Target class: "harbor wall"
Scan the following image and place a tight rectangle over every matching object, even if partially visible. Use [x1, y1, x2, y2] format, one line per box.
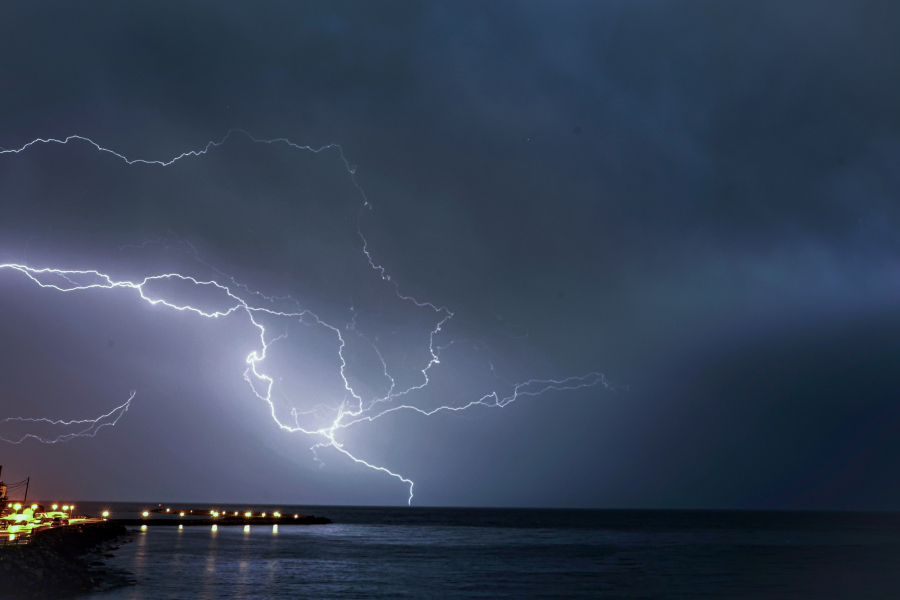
[0, 521, 127, 599]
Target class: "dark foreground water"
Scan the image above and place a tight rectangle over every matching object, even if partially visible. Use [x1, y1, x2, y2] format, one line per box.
[72, 503, 900, 599]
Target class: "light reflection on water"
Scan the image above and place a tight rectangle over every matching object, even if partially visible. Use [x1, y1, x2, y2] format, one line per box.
[83, 523, 612, 599]
[74, 507, 900, 599]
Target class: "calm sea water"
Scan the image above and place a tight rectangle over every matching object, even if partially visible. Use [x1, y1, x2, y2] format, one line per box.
[71, 503, 900, 599]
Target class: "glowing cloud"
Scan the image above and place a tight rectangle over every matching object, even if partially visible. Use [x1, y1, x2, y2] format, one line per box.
[0, 132, 609, 503]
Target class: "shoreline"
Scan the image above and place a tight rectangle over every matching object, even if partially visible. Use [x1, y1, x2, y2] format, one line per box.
[0, 521, 130, 599]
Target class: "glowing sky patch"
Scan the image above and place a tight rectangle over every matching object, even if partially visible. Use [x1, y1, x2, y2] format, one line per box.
[0, 133, 608, 504]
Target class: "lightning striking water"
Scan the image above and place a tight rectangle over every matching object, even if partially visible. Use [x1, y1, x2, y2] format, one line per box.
[0, 132, 609, 503]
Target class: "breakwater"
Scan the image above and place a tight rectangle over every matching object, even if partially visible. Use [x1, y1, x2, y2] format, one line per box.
[113, 514, 330, 526]
[0, 521, 128, 599]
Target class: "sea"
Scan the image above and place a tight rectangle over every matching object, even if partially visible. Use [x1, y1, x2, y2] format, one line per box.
[70, 502, 900, 599]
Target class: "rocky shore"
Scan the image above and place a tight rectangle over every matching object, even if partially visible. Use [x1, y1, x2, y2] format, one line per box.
[0, 521, 130, 599]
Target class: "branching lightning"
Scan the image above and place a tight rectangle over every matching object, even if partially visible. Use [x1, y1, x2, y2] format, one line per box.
[0, 132, 609, 503]
[0, 392, 134, 444]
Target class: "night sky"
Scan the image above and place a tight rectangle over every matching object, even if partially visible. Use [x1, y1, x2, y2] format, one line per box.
[1, 1, 899, 509]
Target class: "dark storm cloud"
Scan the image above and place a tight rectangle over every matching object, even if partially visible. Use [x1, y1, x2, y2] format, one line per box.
[1, 0, 899, 507]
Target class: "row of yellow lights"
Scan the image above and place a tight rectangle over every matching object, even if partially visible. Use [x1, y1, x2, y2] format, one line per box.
[98, 510, 302, 520]
[6, 503, 74, 513]
[5, 504, 75, 542]
[8, 506, 299, 521]
[130, 509, 300, 518]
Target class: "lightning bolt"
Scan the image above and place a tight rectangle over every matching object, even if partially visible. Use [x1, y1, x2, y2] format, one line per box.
[0, 132, 610, 504]
[0, 392, 134, 444]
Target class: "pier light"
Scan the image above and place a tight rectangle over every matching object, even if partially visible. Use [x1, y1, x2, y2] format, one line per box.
[30, 504, 37, 511]
[179, 512, 185, 517]
[261, 512, 266, 517]
[244, 512, 252, 518]
[166, 509, 170, 512]
[294, 515, 298, 519]
[102, 511, 110, 518]
[142, 511, 149, 518]
[274, 512, 281, 518]
[52, 505, 58, 510]
[13, 504, 21, 511]
[234, 512, 238, 516]
[62, 505, 69, 511]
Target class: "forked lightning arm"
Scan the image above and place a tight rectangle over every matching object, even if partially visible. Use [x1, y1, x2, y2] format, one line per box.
[0, 392, 134, 444]
[0, 132, 608, 504]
